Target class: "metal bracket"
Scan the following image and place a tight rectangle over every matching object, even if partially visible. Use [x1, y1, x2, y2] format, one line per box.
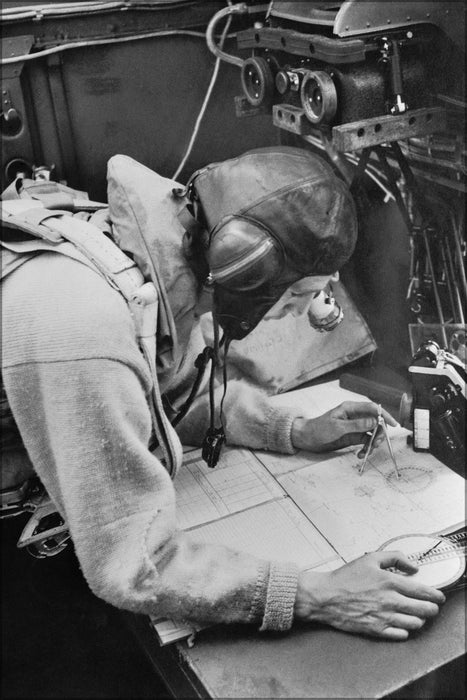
[332, 107, 447, 152]
[237, 26, 367, 64]
[272, 103, 323, 136]
[1, 35, 34, 79]
[234, 95, 269, 119]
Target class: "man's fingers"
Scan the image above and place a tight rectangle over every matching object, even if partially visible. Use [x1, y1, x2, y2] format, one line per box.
[395, 578, 446, 605]
[340, 417, 378, 436]
[357, 425, 385, 458]
[338, 401, 378, 418]
[381, 407, 398, 427]
[375, 551, 446, 605]
[395, 597, 440, 619]
[337, 401, 398, 428]
[377, 550, 419, 574]
[389, 613, 426, 631]
[380, 627, 409, 641]
[331, 431, 376, 453]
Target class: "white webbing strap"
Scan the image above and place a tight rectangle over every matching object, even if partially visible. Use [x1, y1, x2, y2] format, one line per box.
[1, 200, 65, 242]
[1, 203, 182, 477]
[1, 201, 142, 296]
[128, 285, 183, 478]
[49, 216, 183, 477]
[43, 214, 144, 300]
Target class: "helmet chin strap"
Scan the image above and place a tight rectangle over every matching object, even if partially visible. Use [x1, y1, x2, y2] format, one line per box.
[201, 313, 230, 468]
[168, 310, 230, 468]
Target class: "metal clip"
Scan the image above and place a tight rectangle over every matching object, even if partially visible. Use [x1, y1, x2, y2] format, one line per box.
[1, 478, 70, 558]
[17, 493, 70, 558]
[1, 480, 33, 518]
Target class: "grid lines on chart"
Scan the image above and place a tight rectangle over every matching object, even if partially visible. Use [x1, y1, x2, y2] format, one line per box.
[176, 448, 285, 530]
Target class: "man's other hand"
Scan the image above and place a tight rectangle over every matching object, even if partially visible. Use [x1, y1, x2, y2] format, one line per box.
[291, 401, 398, 453]
[294, 552, 445, 640]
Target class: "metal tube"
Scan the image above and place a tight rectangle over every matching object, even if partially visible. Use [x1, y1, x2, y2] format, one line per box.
[449, 209, 467, 304]
[439, 240, 458, 323]
[206, 3, 269, 68]
[444, 237, 465, 324]
[422, 228, 448, 347]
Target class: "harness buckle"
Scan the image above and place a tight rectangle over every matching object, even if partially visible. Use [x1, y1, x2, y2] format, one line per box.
[1, 477, 70, 558]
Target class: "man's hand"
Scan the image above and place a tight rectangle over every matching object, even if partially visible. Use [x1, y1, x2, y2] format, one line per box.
[294, 552, 445, 640]
[291, 401, 398, 453]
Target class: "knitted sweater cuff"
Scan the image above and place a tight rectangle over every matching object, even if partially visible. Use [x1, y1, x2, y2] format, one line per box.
[259, 561, 299, 632]
[265, 406, 298, 455]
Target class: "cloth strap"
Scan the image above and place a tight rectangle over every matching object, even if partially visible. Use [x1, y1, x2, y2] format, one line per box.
[1, 198, 183, 477]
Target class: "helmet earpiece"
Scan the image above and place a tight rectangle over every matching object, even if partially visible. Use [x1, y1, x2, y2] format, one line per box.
[207, 215, 283, 292]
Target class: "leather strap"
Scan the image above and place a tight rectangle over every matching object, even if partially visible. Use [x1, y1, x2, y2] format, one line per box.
[177, 204, 203, 236]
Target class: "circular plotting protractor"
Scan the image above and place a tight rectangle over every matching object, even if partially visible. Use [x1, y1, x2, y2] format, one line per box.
[386, 466, 433, 493]
[378, 533, 465, 589]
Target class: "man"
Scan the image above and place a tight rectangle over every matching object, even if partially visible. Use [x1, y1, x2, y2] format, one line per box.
[1, 146, 444, 639]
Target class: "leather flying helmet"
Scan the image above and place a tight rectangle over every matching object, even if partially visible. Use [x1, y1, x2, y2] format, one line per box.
[178, 146, 358, 340]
